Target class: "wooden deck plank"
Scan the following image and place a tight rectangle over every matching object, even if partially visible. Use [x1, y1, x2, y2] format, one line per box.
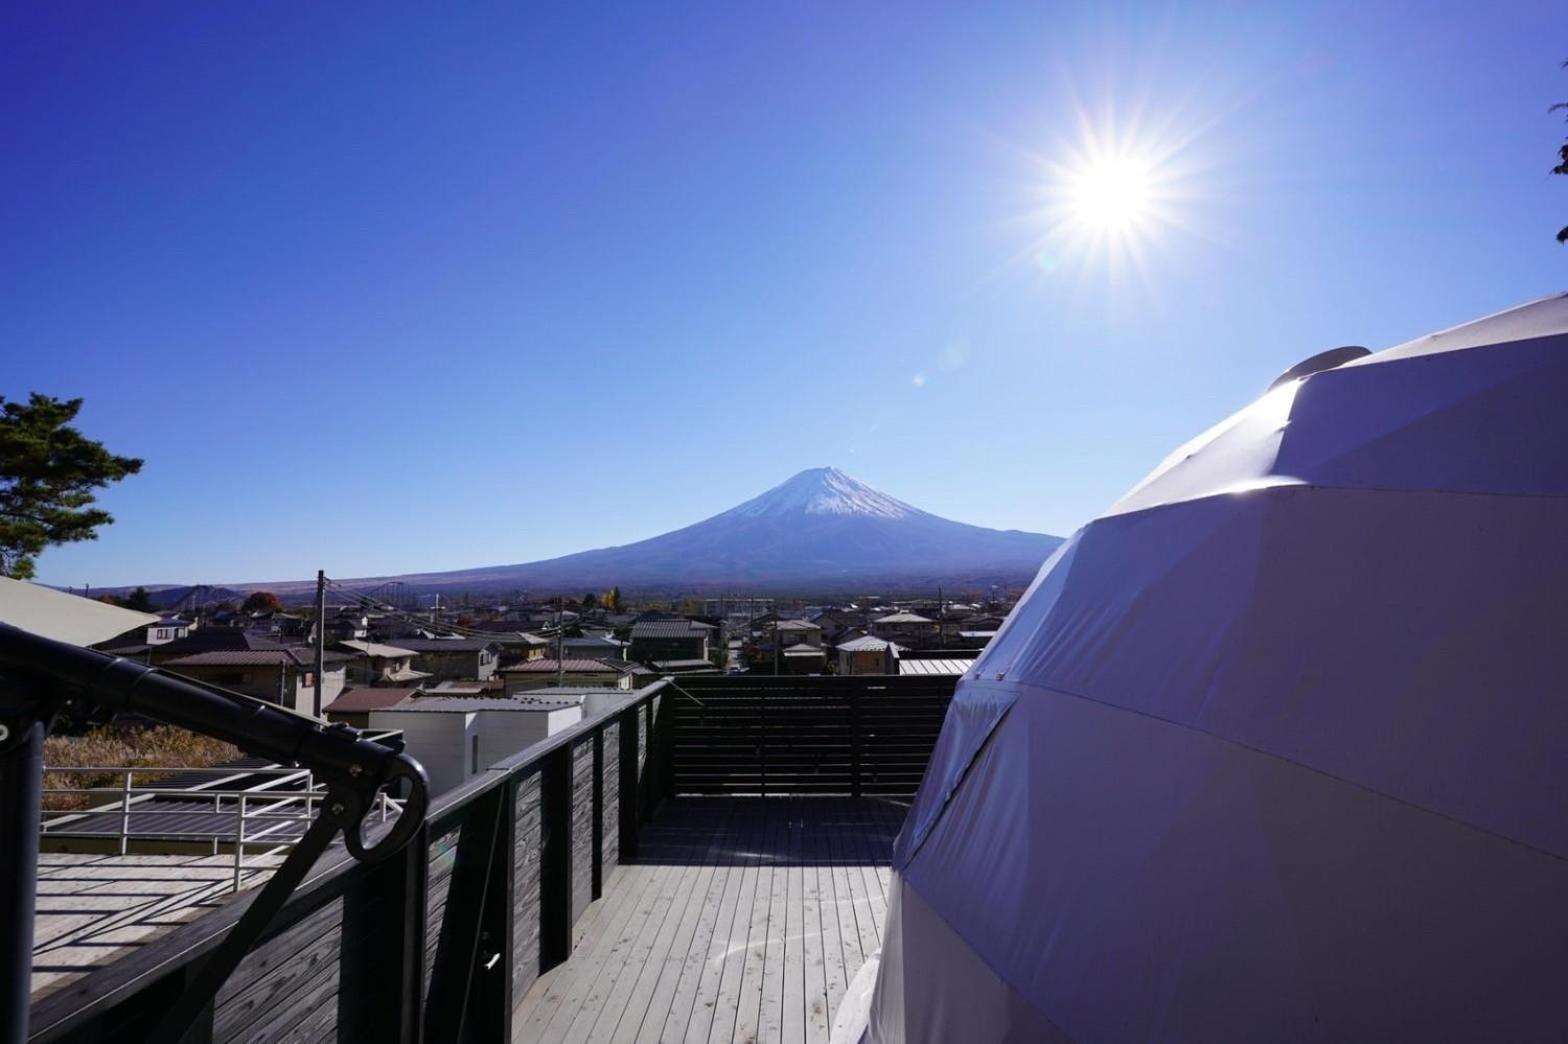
[584, 800, 735, 1044]
[654, 820, 745, 1043]
[513, 797, 900, 1044]
[519, 857, 669, 1042]
[782, 808, 809, 1044]
[705, 808, 765, 1044]
[608, 800, 734, 1044]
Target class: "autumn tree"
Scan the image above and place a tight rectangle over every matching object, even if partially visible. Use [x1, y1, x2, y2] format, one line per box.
[241, 591, 283, 613]
[0, 394, 142, 579]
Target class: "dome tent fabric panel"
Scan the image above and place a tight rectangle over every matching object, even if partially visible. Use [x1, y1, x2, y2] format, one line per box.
[869, 292, 1568, 1042]
[874, 683, 1568, 1042]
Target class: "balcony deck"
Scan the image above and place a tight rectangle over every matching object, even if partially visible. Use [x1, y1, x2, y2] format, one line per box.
[513, 795, 905, 1044]
[30, 852, 282, 1003]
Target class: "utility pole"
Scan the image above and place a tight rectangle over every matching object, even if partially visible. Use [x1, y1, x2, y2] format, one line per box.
[313, 570, 326, 718]
[937, 586, 945, 647]
[556, 596, 565, 688]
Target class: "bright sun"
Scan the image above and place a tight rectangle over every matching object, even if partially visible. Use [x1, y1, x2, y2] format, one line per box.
[1031, 119, 1191, 272]
[1067, 153, 1155, 234]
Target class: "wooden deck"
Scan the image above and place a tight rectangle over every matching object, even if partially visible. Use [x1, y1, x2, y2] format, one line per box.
[513, 796, 906, 1044]
[30, 852, 281, 1003]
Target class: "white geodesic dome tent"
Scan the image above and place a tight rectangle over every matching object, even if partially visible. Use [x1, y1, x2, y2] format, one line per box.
[865, 293, 1568, 1042]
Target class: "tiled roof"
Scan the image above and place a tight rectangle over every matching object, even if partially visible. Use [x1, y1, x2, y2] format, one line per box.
[775, 620, 820, 631]
[156, 630, 289, 655]
[324, 687, 421, 712]
[164, 649, 313, 668]
[383, 638, 498, 652]
[631, 620, 710, 639]
[500, 658, 628, 673]
[873, 612, 935, 624]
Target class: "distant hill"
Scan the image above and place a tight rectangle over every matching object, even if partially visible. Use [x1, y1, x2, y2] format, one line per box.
[66, 583, 249, 609]
[242, 467, 1064, 597]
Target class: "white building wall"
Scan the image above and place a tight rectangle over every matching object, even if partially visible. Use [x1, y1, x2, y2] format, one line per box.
[368, 710, 478, 796]
[476, 706, 583, 769]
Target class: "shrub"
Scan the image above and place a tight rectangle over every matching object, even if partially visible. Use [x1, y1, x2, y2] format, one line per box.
[42, 725, 241, 811]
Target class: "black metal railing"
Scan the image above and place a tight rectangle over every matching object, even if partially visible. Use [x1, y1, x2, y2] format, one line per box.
[667, 675, 955, 797]
[23, 674, 956, 1043]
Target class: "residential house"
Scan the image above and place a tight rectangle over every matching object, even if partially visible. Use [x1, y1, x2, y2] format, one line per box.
[836, 635, 904, 676]
[161, 647, 350, 716]
[323, 686, 422, 729]
[774, 619, 823, 648]
[561, 634, 630, 662]
[147, 629, 298, 666]
[871, 611, 940, 642]
[498, 658, 648, 695]
[781, 645, 827, 675]
[809, 609, 859, 645]
[629, 618, 712, 663]
[337, 639, 433, 687]
[146, 617, 191, 646]
[383, 637, 501, 682]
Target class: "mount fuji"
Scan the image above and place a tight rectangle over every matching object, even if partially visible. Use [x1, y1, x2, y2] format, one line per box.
[258, 468, 1064, 596]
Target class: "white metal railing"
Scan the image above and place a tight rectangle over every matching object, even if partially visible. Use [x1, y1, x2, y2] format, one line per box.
[39, 731, 405, 892]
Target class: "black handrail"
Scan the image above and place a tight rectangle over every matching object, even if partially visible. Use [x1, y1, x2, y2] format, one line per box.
[0, 621, 430, 1043]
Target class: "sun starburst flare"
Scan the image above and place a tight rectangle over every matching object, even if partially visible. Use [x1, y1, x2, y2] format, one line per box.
[1018, 109, 1207, 283]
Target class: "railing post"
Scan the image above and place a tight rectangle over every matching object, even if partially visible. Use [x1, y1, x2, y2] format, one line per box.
[619, 707, 640, 862]
[119, 770, 133, 856]
[340, 820, 428, 1044]
[539, 743, 573, 969]
[591, 728, 604, 900]
[423, 784, 512, 1043]
[850, 684, 863, 798]
[232, 794, 246, 892]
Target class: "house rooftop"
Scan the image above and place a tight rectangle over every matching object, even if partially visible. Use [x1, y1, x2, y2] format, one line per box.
[650, 658, 722, 671]
[323, 687, 421, 713]
[162, 648, 344, 669]
[380, 637, 499, 652]
[338, 639, 419, 659]
[837, 635, 905, 653]
[631, 619, 712, 639]
[896, 657, 972, 676]
[500, 658, 635, 674]
[874, 612, 935, 624]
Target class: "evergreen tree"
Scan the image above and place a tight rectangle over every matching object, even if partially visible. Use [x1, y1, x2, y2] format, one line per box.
[0, 394, 142, 579]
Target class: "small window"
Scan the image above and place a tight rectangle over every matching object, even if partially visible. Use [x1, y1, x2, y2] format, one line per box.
[470, 733, 480, 774]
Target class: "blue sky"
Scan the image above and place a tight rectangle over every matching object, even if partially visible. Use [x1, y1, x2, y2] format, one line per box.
[4, 1, 1566, 587]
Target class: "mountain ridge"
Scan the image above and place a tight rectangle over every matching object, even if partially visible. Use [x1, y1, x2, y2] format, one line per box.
[227, 468, 1065, 596]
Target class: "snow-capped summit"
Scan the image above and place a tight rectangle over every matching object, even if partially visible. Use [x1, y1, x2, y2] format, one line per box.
[239, 467, 1064, 595]
[725, 467, 917, 521]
